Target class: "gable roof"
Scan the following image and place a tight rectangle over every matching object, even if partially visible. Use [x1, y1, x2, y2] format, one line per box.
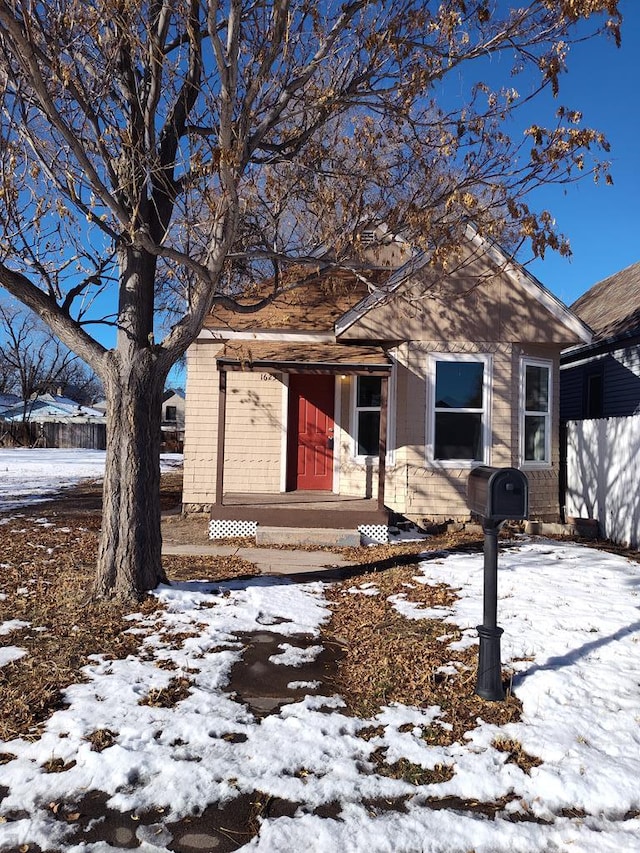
[336, 225, 592, 343]
[570, 260, 640, 342]
[0, 394, 105, 422]
[201, 225, 591, 346]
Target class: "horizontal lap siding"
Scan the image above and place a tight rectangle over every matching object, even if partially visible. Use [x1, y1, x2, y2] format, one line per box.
[387, 342, 561, 524]
[561, 345, 640, 420]
[183, 343, 220, 507]
[224, 372, 284, 493]
[184, 345, 284, 505]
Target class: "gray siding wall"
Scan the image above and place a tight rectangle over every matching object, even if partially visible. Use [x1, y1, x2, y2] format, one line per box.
[560, 344, 640, 421]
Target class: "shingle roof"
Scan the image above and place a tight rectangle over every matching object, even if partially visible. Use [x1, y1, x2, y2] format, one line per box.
[205, 268, 386, 332]
[570, 261, 640, 341]
[217, 342, 392, 374]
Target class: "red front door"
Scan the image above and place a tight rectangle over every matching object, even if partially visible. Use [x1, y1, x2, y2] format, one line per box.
[287, 375, 335, 491]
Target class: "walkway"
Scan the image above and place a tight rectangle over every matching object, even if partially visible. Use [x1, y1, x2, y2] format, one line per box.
[161, 542, 358, 575]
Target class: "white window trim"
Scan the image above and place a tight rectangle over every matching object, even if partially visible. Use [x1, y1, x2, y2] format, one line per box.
[520, 356, 552, 468]
[426, 352, 492, 468]
[350, 365, 396, 465]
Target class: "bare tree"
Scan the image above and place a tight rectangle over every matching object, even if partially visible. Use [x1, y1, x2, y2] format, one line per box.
[0, 0, 621, 599]
[0, 301, 102, 418]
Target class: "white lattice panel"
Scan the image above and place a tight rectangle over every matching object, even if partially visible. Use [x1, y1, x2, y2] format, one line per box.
[358, 524, 389, 544]
[209, 519, 258, 539]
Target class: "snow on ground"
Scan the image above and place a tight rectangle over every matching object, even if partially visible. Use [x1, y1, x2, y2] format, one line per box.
[1, 534, 640, 852]
[0, 448, 183, 511]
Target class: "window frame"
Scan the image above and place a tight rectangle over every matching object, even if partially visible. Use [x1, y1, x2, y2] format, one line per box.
[426, 352, 492, 468]
[520, 356, 553, 468]
[350, 367, 396, 463]
[584, 367, 604, 419]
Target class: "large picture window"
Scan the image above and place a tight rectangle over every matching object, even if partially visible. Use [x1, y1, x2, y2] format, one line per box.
[355, 376, 381, 456]
[522, 358, 551, 465]
[429, 355, 490, 464]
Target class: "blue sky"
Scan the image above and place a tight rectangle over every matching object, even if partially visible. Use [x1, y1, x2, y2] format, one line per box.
[525, 0, 639, 306]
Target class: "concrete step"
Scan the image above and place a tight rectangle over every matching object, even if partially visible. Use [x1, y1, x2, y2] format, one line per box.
[255, 526, 361, 548]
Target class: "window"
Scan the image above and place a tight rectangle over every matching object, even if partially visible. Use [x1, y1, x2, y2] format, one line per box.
[355, 376, 381, 456]
[521, 359, 551, 465]
[165, 405, 177, 422]
[429, 355, 490, 464]
[585, 371, 604, 419]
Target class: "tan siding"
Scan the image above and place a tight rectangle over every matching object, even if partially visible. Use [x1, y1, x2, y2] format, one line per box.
[183, 342, 221, 507]
[223, 372, 284, 493]
[384, 341, 563, 524]
[183, 343, 285, 507]
[341, 244, 584, 347]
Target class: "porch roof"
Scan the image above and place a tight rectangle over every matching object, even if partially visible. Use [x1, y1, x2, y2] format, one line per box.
[216, 341, 393, 375]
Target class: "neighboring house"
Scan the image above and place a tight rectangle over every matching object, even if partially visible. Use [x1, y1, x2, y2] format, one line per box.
[183, 225, 591, 540]
[0, 393, 19, 417]
[162, 388, 185, 428]
[560, 261, 640, 549]
[0, 393, 106, 449]
[0, 393, 105, 423]
[161, 388, 185, 452]
[91, 389, 186, 450]
[560, 260, 640, 420]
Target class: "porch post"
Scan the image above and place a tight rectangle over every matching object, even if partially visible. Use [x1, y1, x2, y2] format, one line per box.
[215, 368, 227, 505]
[377, 374, 388, 511]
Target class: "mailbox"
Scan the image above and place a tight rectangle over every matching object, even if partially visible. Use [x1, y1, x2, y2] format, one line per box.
[468, 466, 528, 522]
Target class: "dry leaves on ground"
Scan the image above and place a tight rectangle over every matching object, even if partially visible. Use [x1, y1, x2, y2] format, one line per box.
[323, 563, 522, 746]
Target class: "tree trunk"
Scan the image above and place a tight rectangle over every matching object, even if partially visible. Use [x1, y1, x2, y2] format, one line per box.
[93, 351, 169, 601]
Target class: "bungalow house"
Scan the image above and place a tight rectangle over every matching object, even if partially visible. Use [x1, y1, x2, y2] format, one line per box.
[560, 260, 640, 420]
[182, 226, 591, 542]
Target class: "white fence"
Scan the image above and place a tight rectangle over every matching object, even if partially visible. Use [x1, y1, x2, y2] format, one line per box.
[566, 415, 640, 549]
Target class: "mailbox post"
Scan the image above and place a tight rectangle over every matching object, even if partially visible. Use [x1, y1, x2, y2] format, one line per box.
[467, 467, 528, 701]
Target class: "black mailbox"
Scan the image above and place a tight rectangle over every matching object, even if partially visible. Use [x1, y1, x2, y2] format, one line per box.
[468, 466, 528, 522]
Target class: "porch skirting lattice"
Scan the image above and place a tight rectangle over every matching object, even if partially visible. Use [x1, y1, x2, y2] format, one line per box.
[208, 519, 389, 544]
[208, 519, 259, 539]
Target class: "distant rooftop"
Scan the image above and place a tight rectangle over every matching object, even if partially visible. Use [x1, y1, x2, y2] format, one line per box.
[570, 260, 640, 341]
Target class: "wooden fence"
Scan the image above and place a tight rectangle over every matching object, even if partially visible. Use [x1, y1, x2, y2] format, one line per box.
[565, 414, 640, 549]
[0, 420, 106, 449]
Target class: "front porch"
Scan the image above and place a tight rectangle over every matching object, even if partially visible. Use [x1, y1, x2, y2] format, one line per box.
[208, 341, 395, 544]
[209, 491, 391, 543]
[211, 490, 389, 526]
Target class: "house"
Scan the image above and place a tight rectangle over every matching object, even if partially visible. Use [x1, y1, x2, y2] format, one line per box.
[0, 393, 106, 448]
[0, 393, 19, 417]
[559, 261, 640, 548]
[560, 260, 640, 420]
[182, 225, 591, 541]
[0, 393, 105, 423]
[161, 388, 185, 452]
[162, 388, 185, 428]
